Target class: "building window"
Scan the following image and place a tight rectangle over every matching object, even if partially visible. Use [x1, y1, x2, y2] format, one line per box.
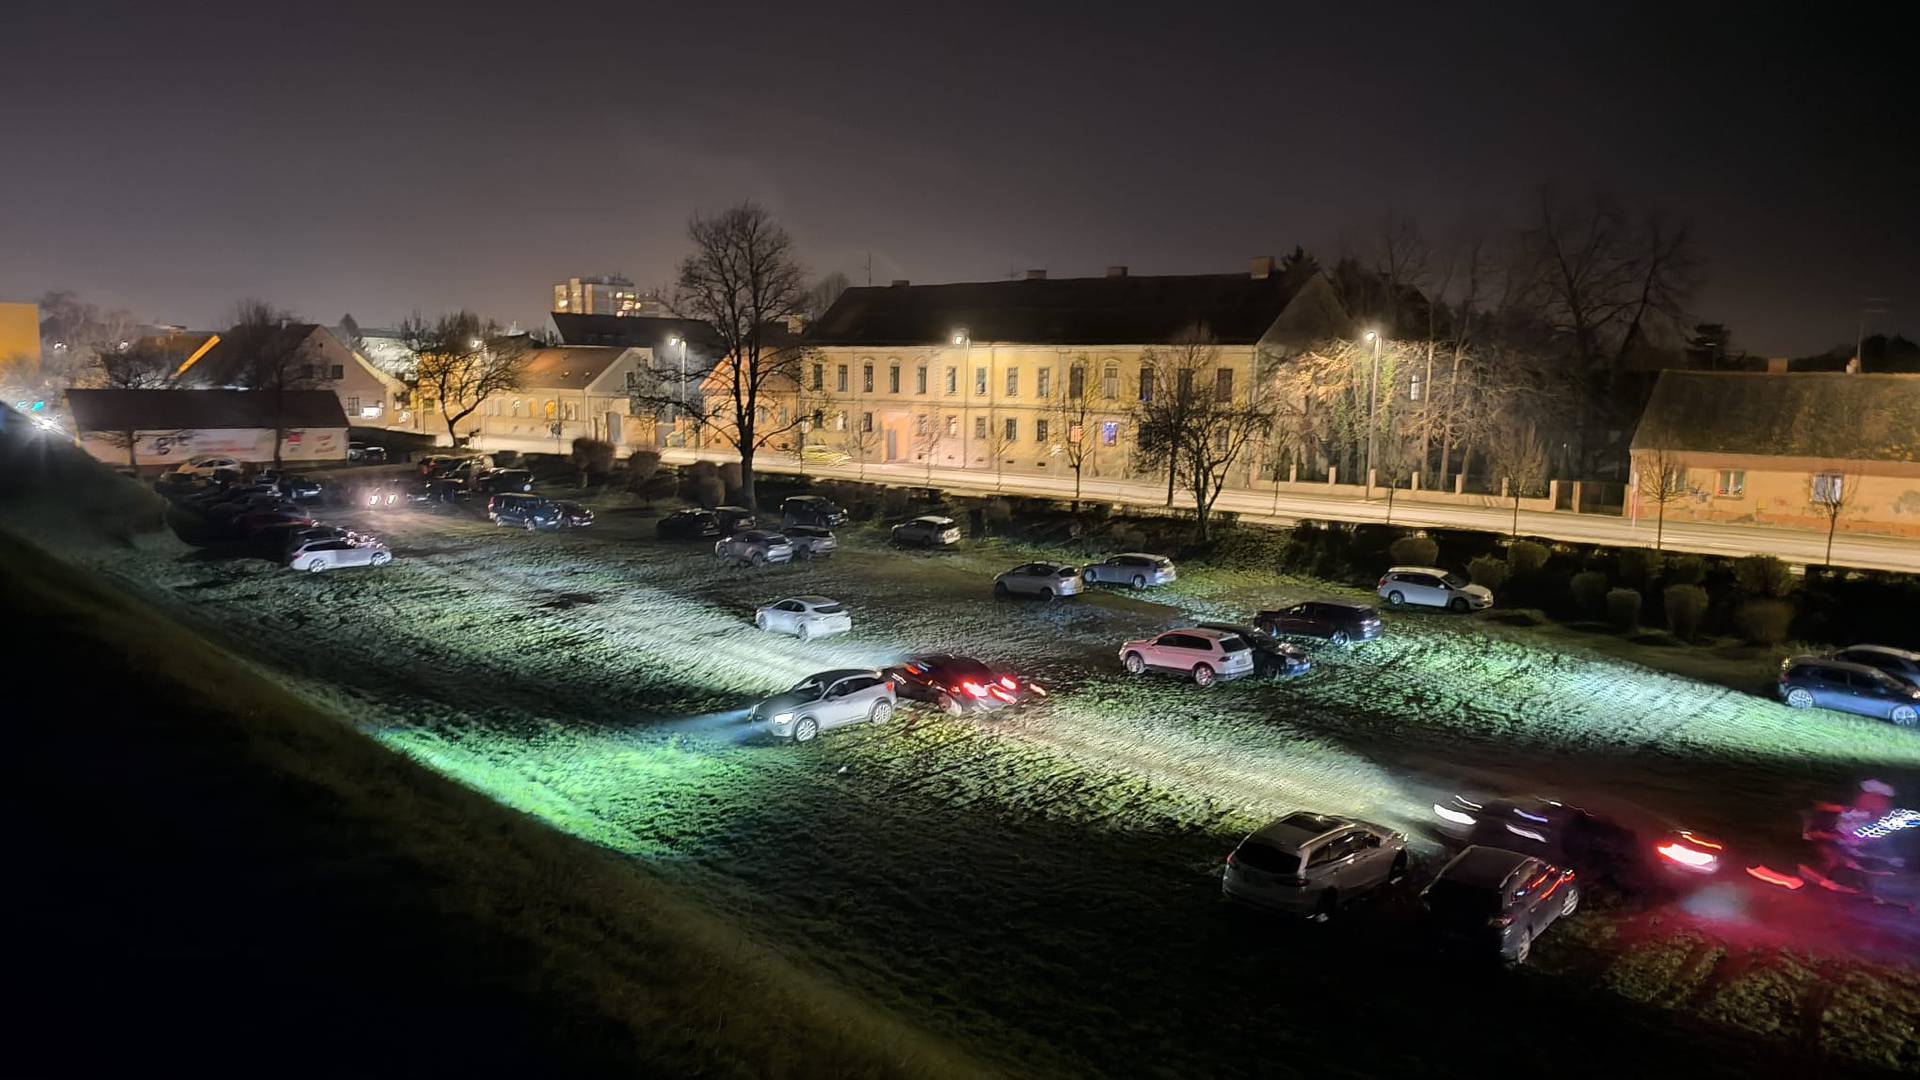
[888, 364, 900, 394]
[836, 364, 848, 392]
[1177, 369, 1194, 397]
[1003, 418, 1018, 442]
[1068, 422, 1084, 444]
[916, 366, 928, 394]
[511, 399, 525, 418]
[345, 396, 360, 413]
[1215, 368, 1233, 402]
[811, 363, 824, 391]
[1037, 368, 1051, 397]
[1409, 371, 1423, 401]
[1068, 365, 1085, 400]
[862, 363, 874, 393]
[975, 367, 987, 396]
[945, 367, 958, 395]
[915, 414, 929, 436]
[1716, 469, 1746, 497]
[974, 416, 987, 439]
[1036, 418, 1049, 443]
[1812, 472, 1845, 504]
[835, 412, 847, 431]
[545, 400, 558, 419]
[861, 411, 873, 433]
[1213, 430, 1228, 453]
[1102, 365, 1118, 399]
[1101, 420, 1119, 446]
[563, 402, 578, 421]
[1139, 366, 1153, 403]
[1006, 368, 1019, 397]
[946, 415, 958, 437]
[328, 365, 344, 380]
[811, 408, 825, 428]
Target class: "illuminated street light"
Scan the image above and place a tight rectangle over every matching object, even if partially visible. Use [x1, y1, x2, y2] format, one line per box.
[951, 330, 968, 346]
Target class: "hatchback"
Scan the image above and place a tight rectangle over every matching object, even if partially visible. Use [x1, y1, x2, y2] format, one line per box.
[1255, 601, 1383, 645]
[1779, 657, 1920, 726]
[716, 529, 795, 566]
[473, 468, 534, 494]
[783, 525, 838, 559]
[658, 509, 721, 539]
[1081, 553, 1178, 589]
[781, 495, 848, 528]
[1223, 812, 1408, 920]
[490, 494, 594, 531]
[754, 596, 852, 641]
[1119, 627, 1256, 686]
[1422, 846, 1580, 964]
[1832, 645, 1920, 689]
[750, 669, 896, 744]
[1378, 566, 1492, 612]
[993, 562, 1084, 599]
[891, 515, 961, 547]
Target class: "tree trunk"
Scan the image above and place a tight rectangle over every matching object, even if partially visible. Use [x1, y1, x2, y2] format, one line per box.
[1165, 455, 1176, 507]
[1072, 463, 1083, 511]
[739, 443, 757, 509]
[1386, 484, 1395, 526]
[1826, 513, 1837, 566]
[124, 433, 137, 469]
[1511, 493, 1520, 537]
[1656, 499, 1666, 551]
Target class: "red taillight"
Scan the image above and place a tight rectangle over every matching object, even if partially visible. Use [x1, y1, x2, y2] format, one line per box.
[960, 680, 989, 699]
[1746, 865, 1804, 890]
[1656, 842, 1719, 871]
[1377, 577, 1388, 588]
[989, 686, 1015, 702]
[883, 680, 894, 692]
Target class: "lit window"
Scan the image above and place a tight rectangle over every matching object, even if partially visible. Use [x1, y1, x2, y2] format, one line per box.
[1716, 469, 1745, 497]
[1003, 418, 1018, 442]
[945, 367, 958, 395]
[835, 412, 847, 431]
[1006, 368, 1019, 397]
[946, 415, 958, 437]
[1409, 371, 1423, 401]
[345, 396, 360, 413]
[1101, 420, 1118, 446]
[1812, 472, 1844, 504]
[975, 367, 988, 396]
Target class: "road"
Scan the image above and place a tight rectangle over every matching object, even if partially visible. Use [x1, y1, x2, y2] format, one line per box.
[660, 448, 1920, 572]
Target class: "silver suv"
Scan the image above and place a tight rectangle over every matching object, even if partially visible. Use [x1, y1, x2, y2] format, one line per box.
[1082, 553, 1177, 588]
[993, 562, 1085, 599]
[1118, 626, 1256, 686]
[1223, 811, 1409, 920]
[783, 525, 838, 560]
[715, 529, 794, 566]
[750, 669, 896, 744]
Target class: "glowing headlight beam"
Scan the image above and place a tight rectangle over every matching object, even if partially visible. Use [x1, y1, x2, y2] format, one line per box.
[1433, 803, 1476, 826]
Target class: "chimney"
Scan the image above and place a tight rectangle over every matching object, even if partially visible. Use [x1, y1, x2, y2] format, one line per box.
[1106, 265, 1129, 278]
[1250, 255, 1276, 280]
[1025, 269, 1047, 280]
[889, 279, 910, 287]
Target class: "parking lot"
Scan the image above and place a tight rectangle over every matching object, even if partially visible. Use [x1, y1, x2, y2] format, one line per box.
[80, 476, 1920, 1074]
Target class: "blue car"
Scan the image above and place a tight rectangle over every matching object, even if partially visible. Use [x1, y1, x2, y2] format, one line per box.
[1779, 657, 1920, 727]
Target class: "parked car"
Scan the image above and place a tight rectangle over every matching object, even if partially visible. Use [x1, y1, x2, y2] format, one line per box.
[287, 536, 393, 572]
[884, 654, 1049, 714]
[347, 442, 389, 464]
[781, 494, 848, 528]
[782, 525, 838, 559]
[1223, 811, 1408, 920]
[1778, 657, 1920, 726]
[1118, 627, 1256, 687]
[1428, 792, 1688, 895]
[799, 444, 852, 467]
[714, 505, 757, 534]
[171, 456, 241, 477]
[278, 525, 354, 555]
[1832, 645, 1920, 689]
[489, 493, 594, 531]
[361, 476, 427, 509]
[749, 669, 896, 744]
[1378, 566, 1493, 612]
[1195, 622, 1310, 677]
[657, 509, 721, 539]
[425, 478, 470, 504]
[418, 454, 487, 477]
[754, 595, 852, 641]
[1255, 601, 1383, 645]
[891, 515, 961, 547]
[1081, 553, 1178, 589]
[715, 529, 794, 566]
[993, 562, 1085, 599]
[1422, 846, 1580, 964]
[473, 468, 534, 494]
[258, 470, 323, 501]
[153, 471, 214, 499]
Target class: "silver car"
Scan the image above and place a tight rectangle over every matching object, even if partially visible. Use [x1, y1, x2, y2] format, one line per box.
[754, 595, 852, 641]
[1224, 812, 1408, 920]
[891, 515, 961, 547]
[1082, 552, 1177, 589]
[1378, 566, 1493, 612]
[993, 561, 1085, 599]
[715, 529, 794, 566]
[287, 537, 393, 573]
[1118, 626, 1256, 686]
[750, 669, 896, 744]
[783, 525, 838, 560]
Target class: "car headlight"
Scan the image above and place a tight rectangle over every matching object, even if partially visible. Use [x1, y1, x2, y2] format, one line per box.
[771, 712, 793, 724]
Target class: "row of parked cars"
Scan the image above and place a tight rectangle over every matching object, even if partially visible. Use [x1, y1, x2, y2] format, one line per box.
[154, 457, 394, 572]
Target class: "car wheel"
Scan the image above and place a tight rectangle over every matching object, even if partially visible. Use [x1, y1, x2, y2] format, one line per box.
[1785, 687, 1815, 709]
[1890, 705, 1918, 727]
[306, 560, 327, 573]
[792, 717, 818, 744]
[1131, 573, 1146, 589]
[1561, 885, 1581, 917]
[1311, 889, 1338, 923]
[1043, 587, 1056, 601]
[1509, 932, 1532, 965]
[1388, 853, 1408, 885]
[939, 693, 962, 715]
[1387, 590, 1405, 607]
[795, 623, 811, 643]
[1329, 630, 1349, 646]
[1192, 663, 1216, 688]
[869, 700, 892, 725]
[1123, 652, 1145, 675]
[993, 581, 1010, 598]
[371, 552, 391, 566]
[755, 613, 768, 631]
[749, 552, 765, 566]
[1449, 597, 1469, 613]
[524, 520, 536, 532]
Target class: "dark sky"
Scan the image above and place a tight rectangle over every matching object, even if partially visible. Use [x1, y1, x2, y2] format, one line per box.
[4, 2, 1913, 355]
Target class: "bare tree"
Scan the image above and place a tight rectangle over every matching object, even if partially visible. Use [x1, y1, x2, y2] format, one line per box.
[848, 410, 882, 479]
[1807, 470, 1859, 566]
[915, 406, 948, 482]
[982, 418, 1017, 492]
[1046, 356, 1098, 509]
[1175, 396, 1273, 542]
[222, 299, 326, 470]
[401, 311, 528, 449]
[1133, 328, 1219, 506]
[1635, 449, 1690, 551]
[1487, 422, 1550, 537]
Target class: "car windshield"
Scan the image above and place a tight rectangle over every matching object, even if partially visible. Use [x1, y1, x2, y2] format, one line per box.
[1443, 573, 1471, 589]
[1232, 841, 1299, 875]
[788, 677, 827, 698]
[1426, 879, 1500, 920]
[811, 603, 846, 615]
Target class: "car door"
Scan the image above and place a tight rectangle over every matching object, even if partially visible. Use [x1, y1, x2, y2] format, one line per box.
[1344, 830, 1393, 888]
[1848, 670, 1899, 717]
[1809, 665, 1852, 710]
[1151, 633, 1194, 671]
[827, 675, 879, 727]
[778, 600, 806, 633]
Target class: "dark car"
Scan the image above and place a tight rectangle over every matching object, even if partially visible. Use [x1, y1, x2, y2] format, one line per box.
[1196, 623, 1311, 678]
[781, 494, 848, 528]
[1255, 601, 1383, 645]
[1832, 645, 1920, 690]
[153, 472, 214, 499]
[490, 493, 594, 531]
[883, 653, 1048, 715]
[419, 454, 476, 477]
[1427, 793, 1681, 896]
[715, 505, 757, 534]
[657, 508, 722, 539]
[1422, 845, 1580, 964]
[347, 441, 389, 464]
[473, 468, 534, 494]
[1779, 657, 1920, 726]
[259, 470, 323, 501]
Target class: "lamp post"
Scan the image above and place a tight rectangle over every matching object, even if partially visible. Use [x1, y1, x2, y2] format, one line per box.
[1363, 330, 1382, 498]
[668, 335, 688, 447]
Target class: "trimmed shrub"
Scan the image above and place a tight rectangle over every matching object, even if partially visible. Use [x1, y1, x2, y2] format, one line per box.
[1733, 598, 1795, 645]
[1605, 587, 1642, 631]
[1617, 548, 1663, 590]
[1666, 555, 1706, 587]
[634, 473, 676, 505]
[1389, 535, 1439, 568]
[1507, 540, 1548, 575]
[1468, 555, 1510, 593]
[624, 449, 661, 489]
[688, 473, 723, 508]
[570, 437, 616, 480]
[1569, 571, 1610, 616]
[1110, 524, 1148, 550]
[984, 498, 1013, 529]
[1664, 584, 1709, 641]
[717, 463, 744, 500]
[1734, 555, 1795, 599]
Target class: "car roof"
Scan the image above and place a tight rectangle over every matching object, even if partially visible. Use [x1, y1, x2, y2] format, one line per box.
[1790, 656, 1884, 676]
[1841, 644, 1920, 662]
[1387, 565, 1449, 574]
[801, 668, 882, 683]
[912, 515, 955, 524]
[1439, 845, 1535, 887]
[717, 504, 750, 512]
[786, 494, 829, 503]
[1250, 811, 1355, 851]
[1171, 626, 1240, 641]
[1196, 621, 1267, 638]
[788, 595, 838, 606]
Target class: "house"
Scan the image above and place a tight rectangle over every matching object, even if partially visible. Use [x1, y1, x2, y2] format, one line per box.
[174, 323, 414, 432]
[1, 301, 40, 374]
[443, 345, 650, 455]
[66, 389, 349, 469]
[786, 258, 1350, 480]
[1628, 371, 1920, 537]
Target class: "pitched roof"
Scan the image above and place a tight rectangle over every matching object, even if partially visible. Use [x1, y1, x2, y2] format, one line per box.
[550, 313, 721, 352]
[174, 323, 331, 386]
[805, 268, 1321, 347]
[519, 346, 635, 390]
[67, 389, 348, 432]
[1632, 371, 1920, 462]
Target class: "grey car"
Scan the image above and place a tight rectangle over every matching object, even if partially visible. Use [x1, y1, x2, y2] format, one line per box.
[993, 561, 1085, 599]
[783, 525, 838, 559]
[1223, 812, 1408, 920]
[715, 529, 795, 566]
[1082, 552, 1178, 589]
[891, 515, 961, 547]
[750, 669, 896, 744]
[1422, 845, 1580, 964]
[1833, 645, 1920, 689]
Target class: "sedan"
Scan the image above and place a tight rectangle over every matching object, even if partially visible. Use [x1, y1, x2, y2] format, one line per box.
[1255, 601, 1383, 646]
[749, 669, 896, 744]
[715, 529, 795, 566]
[754, 596, 852, 641]
[993, 562, 1084, 599]
[658, 509, 722, 539]
[1422, 846, 1580, 964]
[883, 654, 1048, 715]
[1428, 793, 1673, 895]
[783, 525, 837, 559]
[1195, 623, 1310, 677]
[288, 537, 393, 572]
[891, 515, 961, 547]
[1081, 553, 1177, 589]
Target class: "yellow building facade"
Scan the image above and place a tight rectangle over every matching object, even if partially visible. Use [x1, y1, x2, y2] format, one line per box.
[0, 301, 42, 381]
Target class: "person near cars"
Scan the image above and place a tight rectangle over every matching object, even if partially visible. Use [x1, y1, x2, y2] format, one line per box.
[750, 669, 895, 744]
[1255, 601, 1383, 645]
[1378, 566, 1493, 612]
[1223, 812, 1407, 920]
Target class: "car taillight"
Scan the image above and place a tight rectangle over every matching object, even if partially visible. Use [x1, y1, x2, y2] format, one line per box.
[1377, 577, 1388, 588]
[1656, 842, 1719, 873]
[883, 680, 894, 692]
[1487, 914, 1515, 928]
[1028, 683, 1047, 697]
[989, 686, 1016, 702]
[960, 680, 989, 699]
[1746, 865, 1804, 890]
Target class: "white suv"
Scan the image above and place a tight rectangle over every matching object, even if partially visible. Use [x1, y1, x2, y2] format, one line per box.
[1118, 627, 1255, 687]
[1378, 566, 1493, 612]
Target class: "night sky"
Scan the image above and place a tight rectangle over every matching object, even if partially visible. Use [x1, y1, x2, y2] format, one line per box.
[4, 2, 1912, 356]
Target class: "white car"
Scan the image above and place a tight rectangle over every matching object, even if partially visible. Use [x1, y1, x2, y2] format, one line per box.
[1118, 626, 1256, 687]
[749, 669, 896, 744]
[288, 536, 392, 572]
[1377, 566, 1493, 612]
[173, 456, 240, 476]
[1082, 552, 1178, 589]
[755, 595, 853, 641]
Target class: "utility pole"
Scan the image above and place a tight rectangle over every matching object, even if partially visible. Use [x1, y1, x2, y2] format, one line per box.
[1363, 330, 1382, 496]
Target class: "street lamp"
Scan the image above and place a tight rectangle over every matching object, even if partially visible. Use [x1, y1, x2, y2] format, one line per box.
[1363, 330, 1382, 497]
[668, 335, 688, 446]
